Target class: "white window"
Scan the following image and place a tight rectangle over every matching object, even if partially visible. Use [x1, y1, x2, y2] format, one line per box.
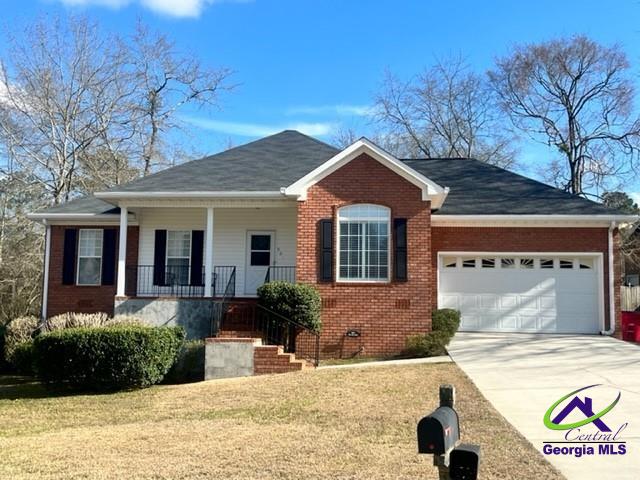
[501, 258, 516, 269]
[462, 258, 476, 268]
[167, 231, 191, 285]
[540, 258, 554, 269]
[559, 258, 574, 269]
[443, 257, 457, 268]
[520, 258, 534, 269]
[579, 258, 594, 269]
[77, 229, 103, 285]
[481, 258, 495, 268]
[338, 204, 390, 281]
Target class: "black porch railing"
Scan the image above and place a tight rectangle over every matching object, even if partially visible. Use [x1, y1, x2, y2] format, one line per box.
[126, 265, 236, 298]
[211, 268, 236, 336]
[219, 302, 320, 367]
[264, 265, 296, 283]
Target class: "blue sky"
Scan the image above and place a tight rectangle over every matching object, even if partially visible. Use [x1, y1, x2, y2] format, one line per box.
[4, 0, 640, 200]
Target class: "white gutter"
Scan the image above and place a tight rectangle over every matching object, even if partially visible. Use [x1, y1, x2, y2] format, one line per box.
[601, 221, 617, 335]
[41, 221, 51, 321]
[94, 190, 285, 200]
[27, 212, 137, 225]
[432, 214, 638, 223]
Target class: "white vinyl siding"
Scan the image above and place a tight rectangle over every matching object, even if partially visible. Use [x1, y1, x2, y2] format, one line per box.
[137, 207, 297, 296]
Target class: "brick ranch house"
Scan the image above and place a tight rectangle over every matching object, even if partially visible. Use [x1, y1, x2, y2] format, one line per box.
[29, 130, 637, 359]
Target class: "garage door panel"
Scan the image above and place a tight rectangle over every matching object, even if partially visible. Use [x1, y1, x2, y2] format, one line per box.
[440, 294, 460, 309]
[480, 295, 498, 309]
[500, 315, 518, 330]
[439, 254, 600, 334]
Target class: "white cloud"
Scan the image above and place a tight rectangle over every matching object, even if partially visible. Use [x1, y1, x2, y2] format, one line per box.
[55, 0, 248, 18]
[181, 116, 335, 137]
[286, 104, 373, 117]
[630, 192, 640, 206]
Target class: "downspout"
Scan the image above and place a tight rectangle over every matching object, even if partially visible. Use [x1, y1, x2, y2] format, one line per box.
[601, 221, 616, 335]
[41, 221, 51, 323]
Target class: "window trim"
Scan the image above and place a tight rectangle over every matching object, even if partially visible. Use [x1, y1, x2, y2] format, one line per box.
[76, 228, 103, 286]
[336, 204, 391, 283]
[166, 230, 192, 285]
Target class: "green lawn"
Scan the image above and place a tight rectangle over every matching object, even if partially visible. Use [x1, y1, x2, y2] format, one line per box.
[0, 364, 563, 479]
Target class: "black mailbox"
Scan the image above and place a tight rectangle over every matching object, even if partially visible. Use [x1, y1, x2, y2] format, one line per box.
[416, 406, 460, 455]
[450, 443, 481, 480]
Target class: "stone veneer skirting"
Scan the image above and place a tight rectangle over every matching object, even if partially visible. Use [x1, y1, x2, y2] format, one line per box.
[114, 297, 215, 339]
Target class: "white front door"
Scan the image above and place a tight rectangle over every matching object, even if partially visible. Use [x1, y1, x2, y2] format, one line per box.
[245, 231, 275, 295]
[438, 254, 602, 334]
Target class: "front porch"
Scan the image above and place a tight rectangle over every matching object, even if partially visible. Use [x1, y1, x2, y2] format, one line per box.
[115, 204, 299, 299]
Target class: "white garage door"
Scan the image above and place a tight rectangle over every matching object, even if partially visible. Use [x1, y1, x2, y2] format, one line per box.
[438, 254, 602, 334]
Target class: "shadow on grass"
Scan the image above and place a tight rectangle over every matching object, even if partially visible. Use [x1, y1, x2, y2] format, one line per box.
[0, 375, 118, 400]
[0, 375, 57, 400]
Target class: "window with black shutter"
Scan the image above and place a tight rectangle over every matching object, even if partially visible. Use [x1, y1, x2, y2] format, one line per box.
[62, 228, 78, 285]
[394, 218, 407, 281]
[319, 219, 333, 282]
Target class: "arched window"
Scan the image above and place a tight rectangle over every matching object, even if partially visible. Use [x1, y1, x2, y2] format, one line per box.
[337, 204, 390, 281]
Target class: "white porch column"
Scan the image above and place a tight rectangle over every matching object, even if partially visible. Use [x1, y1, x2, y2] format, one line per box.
[204, 207, 215, 297]
[116, 206, 128, 297]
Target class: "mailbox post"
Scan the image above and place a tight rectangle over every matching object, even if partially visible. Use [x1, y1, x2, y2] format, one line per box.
[417, 385, 481, 480]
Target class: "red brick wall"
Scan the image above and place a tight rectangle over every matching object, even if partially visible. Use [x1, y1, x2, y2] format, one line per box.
[431, 226, 621, 336]
[296, 153, 433, 358]
[46, 225, 139, 318]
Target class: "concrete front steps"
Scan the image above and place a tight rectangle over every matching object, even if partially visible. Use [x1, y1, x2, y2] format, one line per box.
[204, 337, 311, 380]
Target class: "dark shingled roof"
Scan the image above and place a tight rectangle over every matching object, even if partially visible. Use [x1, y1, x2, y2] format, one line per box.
[36, 195, 120, 215]
[32, 130, 621, 217]
[105, 130, 339, 193]
[403, 158, 618, 215]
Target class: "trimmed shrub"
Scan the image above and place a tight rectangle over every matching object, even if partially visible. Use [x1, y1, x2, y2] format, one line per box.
[257, 282, 322, 332]
[10, 341, 35, 375]
[404, 330, 452, 357]
[33, 325, 185, 391]
[4, 316, 38, 371]
[42, 312, 142, 333]
[164, 340, 205, 384]
[431, 309, 461, 337]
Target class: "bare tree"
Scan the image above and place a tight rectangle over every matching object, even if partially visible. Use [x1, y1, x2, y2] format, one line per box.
[489, 36, 640, 196]
[0, 16, 233, 322]
[0, 173, 44, 323]
[372, 58, 517, 166]
[0, 17, 131, 204]
[129, 23, 234, 175]
[0, 17, 234, 204]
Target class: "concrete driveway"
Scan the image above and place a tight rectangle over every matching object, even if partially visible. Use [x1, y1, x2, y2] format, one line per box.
[448, 333, 640, 480]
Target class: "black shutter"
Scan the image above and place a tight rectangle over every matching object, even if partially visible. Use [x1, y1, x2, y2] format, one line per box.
[394, 218, 408, 281]
[153, 230, 167, 286]
[190, 230, 204, 286]
[62, 228, 78, 285]
[319, 219, 333, 282]
[101, 229, 117, 285]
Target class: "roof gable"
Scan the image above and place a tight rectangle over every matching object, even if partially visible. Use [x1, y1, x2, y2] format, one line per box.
[284, 138, 448, 207]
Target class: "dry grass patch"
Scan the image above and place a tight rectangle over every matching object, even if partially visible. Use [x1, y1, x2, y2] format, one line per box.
[0, 364, 563, 479]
